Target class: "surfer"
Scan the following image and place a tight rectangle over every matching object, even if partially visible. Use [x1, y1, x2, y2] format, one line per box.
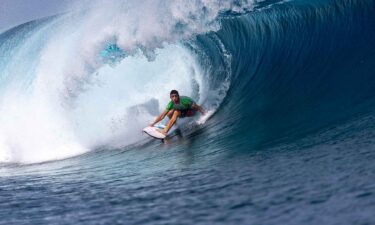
[150, 90, 205, 135]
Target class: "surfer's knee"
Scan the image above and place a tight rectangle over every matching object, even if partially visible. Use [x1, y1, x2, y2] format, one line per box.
[167, 110, 174, 118]
[172, 110, 180, 119]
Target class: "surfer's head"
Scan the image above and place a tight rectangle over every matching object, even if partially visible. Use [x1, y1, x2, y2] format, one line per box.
[170, 90, 179, 103]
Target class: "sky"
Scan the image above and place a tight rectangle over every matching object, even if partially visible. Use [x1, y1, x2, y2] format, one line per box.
[0, 0, 74, 31]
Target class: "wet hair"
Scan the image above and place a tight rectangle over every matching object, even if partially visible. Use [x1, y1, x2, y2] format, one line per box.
[170, 90, 179, 96]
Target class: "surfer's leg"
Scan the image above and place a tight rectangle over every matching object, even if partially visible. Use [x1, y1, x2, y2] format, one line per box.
[163, 110, 181, 134]
[167, 109, 175, 119]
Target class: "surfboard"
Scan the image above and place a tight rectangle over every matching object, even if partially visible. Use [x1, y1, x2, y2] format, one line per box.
[143, 110, 213, 141]
[143, 126, 166, 139]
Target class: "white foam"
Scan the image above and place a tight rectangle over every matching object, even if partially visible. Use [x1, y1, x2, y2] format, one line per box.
[196, 110, 215, 125]
[70, 44, 204, 148]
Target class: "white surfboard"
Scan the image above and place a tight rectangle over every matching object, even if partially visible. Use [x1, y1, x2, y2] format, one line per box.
[143, 110, 214, 140]
[143, 126, 166, 139]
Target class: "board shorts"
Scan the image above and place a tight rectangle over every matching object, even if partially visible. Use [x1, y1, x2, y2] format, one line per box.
[180, 109, 195, 118]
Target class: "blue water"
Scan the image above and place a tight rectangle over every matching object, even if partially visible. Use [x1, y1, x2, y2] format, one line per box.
[1, 0, 375, 224]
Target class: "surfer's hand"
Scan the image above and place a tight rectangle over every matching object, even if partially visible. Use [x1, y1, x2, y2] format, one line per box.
[149, 122, 155, 127]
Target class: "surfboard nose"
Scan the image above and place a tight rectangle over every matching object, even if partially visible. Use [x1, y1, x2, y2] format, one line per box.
[143, 126, 166, 139]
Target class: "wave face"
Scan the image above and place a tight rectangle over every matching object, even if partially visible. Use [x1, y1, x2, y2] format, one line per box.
[1, 0, 375, 224]
[213, 0, 375, 149]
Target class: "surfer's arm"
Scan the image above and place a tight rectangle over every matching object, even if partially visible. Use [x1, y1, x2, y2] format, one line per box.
[192, 103, 205, 115]
[150, 110, 169, 126]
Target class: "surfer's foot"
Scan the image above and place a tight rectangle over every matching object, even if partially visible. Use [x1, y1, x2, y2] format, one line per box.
[156, 128, 167, 135]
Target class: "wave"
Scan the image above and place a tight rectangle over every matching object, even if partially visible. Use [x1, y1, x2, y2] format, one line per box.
[0, 0, 257, 163]
[0, 0, 374, 163]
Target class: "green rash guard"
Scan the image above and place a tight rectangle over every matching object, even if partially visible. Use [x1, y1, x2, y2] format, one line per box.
[166, 96, 195, 111]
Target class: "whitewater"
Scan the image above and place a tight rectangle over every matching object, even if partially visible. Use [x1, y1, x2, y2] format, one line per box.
[1, 0, 375, 224]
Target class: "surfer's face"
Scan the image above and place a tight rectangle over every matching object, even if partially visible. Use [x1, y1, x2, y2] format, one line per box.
[170, 94, 179, 103]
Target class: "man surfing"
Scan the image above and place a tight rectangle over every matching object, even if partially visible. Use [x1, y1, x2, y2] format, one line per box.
[149, 90, 205, 135]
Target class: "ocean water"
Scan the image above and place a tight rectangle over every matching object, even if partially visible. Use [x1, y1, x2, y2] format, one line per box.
[1, 0, 375, 224]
